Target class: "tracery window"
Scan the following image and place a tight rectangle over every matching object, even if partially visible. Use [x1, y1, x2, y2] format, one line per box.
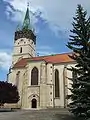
[55, 69, 60, 98]
[31, 67, 38, 85]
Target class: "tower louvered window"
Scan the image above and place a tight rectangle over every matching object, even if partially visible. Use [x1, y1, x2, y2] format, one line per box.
[20, 47, 22, 53]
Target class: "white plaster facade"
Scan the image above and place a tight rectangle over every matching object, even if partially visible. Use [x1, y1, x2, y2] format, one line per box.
[12, 37, 36, 65]
[8, 58, 75, 109]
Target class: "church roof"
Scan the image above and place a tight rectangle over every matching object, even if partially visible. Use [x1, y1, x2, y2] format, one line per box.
[13, 53, 74, 69]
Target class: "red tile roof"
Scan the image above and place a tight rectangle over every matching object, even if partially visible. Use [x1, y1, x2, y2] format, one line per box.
[13, 53, 74, 68]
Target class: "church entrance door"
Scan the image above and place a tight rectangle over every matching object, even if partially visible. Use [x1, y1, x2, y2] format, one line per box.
[32, 99, 37, 108]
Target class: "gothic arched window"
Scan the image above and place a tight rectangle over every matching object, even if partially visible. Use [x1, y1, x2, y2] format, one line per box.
[31, 67, 38, 85]
[20, 47, 22, 53]
[55, 69, 60, 98]
[16, 71, 20, 88]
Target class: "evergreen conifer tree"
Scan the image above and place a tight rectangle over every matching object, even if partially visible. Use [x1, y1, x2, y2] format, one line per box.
[67, 4, 90, 120]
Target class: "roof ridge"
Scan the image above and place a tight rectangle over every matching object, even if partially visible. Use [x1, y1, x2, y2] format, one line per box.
[17, 52, 73, 61]
[14, 52, 73, 62]
[31, 52, 73, 58]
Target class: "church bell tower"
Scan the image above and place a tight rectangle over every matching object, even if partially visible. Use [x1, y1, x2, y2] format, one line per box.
[12, 4, 36, 65]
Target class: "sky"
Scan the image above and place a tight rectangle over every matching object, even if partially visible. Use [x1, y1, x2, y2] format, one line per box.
[0, 0, 90, 81]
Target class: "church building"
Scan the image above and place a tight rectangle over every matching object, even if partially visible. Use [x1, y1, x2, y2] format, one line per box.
[7, 5, 75, 109]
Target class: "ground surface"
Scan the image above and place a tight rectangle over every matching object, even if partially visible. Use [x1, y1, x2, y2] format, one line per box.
[0, 108, 74, 120]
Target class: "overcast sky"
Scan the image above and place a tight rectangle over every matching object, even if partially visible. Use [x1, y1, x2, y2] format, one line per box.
[0, 0, 90, 80]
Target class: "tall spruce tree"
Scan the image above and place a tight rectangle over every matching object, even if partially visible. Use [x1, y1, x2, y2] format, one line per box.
[67, 4, 90, 120]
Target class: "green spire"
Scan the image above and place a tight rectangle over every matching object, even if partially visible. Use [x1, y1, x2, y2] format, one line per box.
[22, 3, 31, 30]
[16, 24, 20, 31]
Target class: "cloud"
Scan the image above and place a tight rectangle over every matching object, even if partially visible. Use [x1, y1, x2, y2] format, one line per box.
[36, 45, 56, 56]
[5, 3, 25, 23]
[37, 45, 52, 50]
[0, 52, 12, 71]
[3, 0, 90, 32]
[4, 0, 44, 25]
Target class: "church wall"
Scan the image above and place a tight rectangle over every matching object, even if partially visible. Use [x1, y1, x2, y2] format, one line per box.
[47, 64, 53, 84]
[46, 63, 54, 108]
[14, 38, 35, 51]
[26, 61, 40, 108]
[12, 54, 29, 65]
[26, 61, 47, 109]
[8, 69, 18, 85]
[28, 39, 36, 57]
[27, 86, 40, 108]
[54, 64, 65, 108]
[21, 70, 28, 108]
[53, 62, 76, 108]
[8, 68, 26, 108]
[40, 62, 47, 108]
[27, 61, 42, 86]
[46, 84, 54, 108]
[8, 60, 76, 109]
[12, 38, 36, 64]
[25, 61, 55, 109]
